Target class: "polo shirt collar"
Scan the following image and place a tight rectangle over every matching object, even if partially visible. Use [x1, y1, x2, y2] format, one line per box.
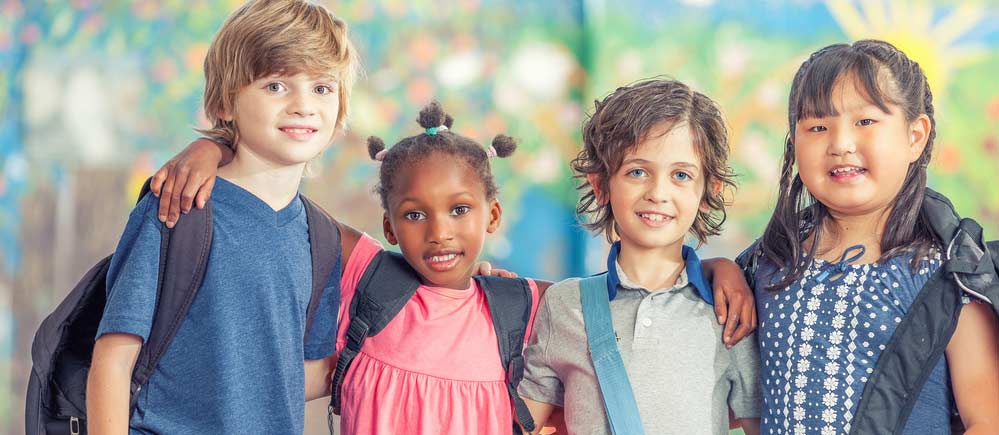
[605, 241, 714, 305]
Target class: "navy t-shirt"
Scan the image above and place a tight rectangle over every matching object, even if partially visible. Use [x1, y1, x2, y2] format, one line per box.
[97, 177, 335, 435]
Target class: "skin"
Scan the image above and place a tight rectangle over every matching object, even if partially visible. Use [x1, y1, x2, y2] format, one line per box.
[87, 71, 345, 435]
[524, 122, 759, 435]
[793, 75, 999, 433]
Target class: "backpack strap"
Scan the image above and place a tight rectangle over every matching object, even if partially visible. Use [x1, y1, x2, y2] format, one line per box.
[329, 251, 420, 415]
[129, 178, 213, 407]
[475, 276, 536, 434]
[578, 275, 645, 435]
[301, 195, 341, 353]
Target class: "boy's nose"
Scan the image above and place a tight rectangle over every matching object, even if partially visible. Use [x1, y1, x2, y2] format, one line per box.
[644, 177, 672, 204]
[287, 94, 317, 117]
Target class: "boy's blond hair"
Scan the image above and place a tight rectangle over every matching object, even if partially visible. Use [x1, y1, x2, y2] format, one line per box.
[199, 0, 359, 148]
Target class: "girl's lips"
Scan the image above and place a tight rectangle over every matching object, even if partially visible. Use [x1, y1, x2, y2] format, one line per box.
[424, 252, 462, 272]
[829, 166, 868, 183]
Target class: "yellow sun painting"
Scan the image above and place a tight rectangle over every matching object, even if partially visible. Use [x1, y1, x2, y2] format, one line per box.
[825, 0, 990, 94]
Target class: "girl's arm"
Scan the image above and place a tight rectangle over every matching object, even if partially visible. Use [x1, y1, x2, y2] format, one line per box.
[947, 300, 999, 434]
[150, 138, 233, 228]
[520, 397, 557, 434]
[701, 258, 757, 347]
[86, 333, 143, 435]
[739, 418, 761, 435]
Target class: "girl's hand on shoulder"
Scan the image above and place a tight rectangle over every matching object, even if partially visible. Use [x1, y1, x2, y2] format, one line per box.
[702, 257, 758, 348]
[150, 138, 231, 228]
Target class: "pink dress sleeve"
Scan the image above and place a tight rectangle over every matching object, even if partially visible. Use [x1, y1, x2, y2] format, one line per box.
[336, 234, 383, 350]
[523, 278, 541, 344]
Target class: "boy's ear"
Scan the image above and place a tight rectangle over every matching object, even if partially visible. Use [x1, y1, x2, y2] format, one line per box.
[486, 199, 502, 234]
[699, 180, 723, 213]
[586, 173, 608, 205]
[907, 114, 931, 162]
[382, 213, 399, 245]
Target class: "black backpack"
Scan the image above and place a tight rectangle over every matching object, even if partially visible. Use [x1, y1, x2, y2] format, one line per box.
[25, 179, 342, 435]
[736, 188, 998, 435]
[327, 250, 537, 434]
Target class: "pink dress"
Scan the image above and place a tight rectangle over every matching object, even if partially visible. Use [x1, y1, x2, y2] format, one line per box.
[336, 235, 540, 435]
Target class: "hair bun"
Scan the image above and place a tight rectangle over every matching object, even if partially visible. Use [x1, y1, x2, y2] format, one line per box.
[490, 134, 517, 158]
[417, 100, 454, 129]
[367, 136, 386, 160]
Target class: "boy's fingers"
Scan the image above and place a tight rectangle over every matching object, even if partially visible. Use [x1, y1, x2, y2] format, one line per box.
[195, 177, 216, 209]
[714, 288, 728, 324]
[477, 262, 492, 276]
[180, 173, 205, 213]
[167, 167, 190, 227]
[158, 173, 178, 224]
[723, 312, 739, 346]
[150, 162, 173, 197]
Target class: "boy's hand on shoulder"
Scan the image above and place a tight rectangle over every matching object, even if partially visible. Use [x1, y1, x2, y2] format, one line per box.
[476, 261, 519, 278]
[703, 257, 757, 348]
[150, 138, 231, 229]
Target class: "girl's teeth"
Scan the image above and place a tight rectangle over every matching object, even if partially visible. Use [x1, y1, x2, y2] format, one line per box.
[431, 254, 457, 262]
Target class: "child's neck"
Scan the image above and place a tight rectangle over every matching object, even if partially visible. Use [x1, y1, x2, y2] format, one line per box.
[217, 147, 306, 211]
[616, 240, 685, 292]
[813, 208, 889, 263]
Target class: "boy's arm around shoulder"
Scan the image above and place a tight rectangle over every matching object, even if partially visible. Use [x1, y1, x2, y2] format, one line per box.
[302, 221, 361, 402]
[87, 333, 143, 435]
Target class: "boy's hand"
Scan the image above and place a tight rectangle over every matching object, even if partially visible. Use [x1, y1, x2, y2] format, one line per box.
[476, 261, 519, 278]
[150, 138, 230, 228]
[703, 258, 757, 347]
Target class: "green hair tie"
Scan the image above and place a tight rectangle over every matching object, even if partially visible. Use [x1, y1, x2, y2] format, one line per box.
[425, 125, 448, 136]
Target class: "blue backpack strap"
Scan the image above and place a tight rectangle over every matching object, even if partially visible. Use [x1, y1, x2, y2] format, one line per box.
[129, 177, 213, 409]
[329, 251, 420, 415]
[475, 276, 536, 434]
[300, 195, 341, 355]
[579, 275, 645, 435]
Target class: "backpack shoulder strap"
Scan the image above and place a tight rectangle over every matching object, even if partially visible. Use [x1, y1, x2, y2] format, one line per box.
[475, 276, 536, 434]
[300, 195, 341, 355]
[578, 275, 645, 435]
[329, 250, 421, 414]
[129, 178, 213, 405]
[735, 238, 763, 291]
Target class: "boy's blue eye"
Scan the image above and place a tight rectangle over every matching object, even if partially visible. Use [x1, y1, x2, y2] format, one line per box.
[266, 82, 285, 92]
[673, 171, 692, 182]
[315, 85, 334, 95]
[403, 211, 425, 221]
[626, 168, 647, 177]
[451, 205, 471, 216]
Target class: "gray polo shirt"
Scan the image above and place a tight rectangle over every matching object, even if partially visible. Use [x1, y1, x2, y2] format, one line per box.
[519, 263, 762, 435]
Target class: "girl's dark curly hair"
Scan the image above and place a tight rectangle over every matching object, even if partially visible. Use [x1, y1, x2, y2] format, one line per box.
[368, 101, 516, 210]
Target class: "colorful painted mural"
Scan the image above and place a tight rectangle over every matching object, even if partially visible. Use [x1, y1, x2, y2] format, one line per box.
[2, 1, 997, 433]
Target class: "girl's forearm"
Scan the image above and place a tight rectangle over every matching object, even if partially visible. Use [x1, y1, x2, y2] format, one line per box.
[87, 335, 142, 435]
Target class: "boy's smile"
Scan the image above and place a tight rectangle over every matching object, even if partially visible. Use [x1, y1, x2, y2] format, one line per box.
[383, 154, 501, 290]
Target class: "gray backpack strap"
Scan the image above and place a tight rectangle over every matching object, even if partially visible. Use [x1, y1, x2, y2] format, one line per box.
[300, 195, 341, 353]
[130, 178, 213, 408]
[475, 276, 536, 434]
[329, 251, 420, 416]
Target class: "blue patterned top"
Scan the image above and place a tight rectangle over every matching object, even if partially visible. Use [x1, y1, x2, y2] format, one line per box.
[754, 248, 954, 435]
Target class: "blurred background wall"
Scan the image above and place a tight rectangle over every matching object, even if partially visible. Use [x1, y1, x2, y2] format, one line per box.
[2, 0, 998, 433]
